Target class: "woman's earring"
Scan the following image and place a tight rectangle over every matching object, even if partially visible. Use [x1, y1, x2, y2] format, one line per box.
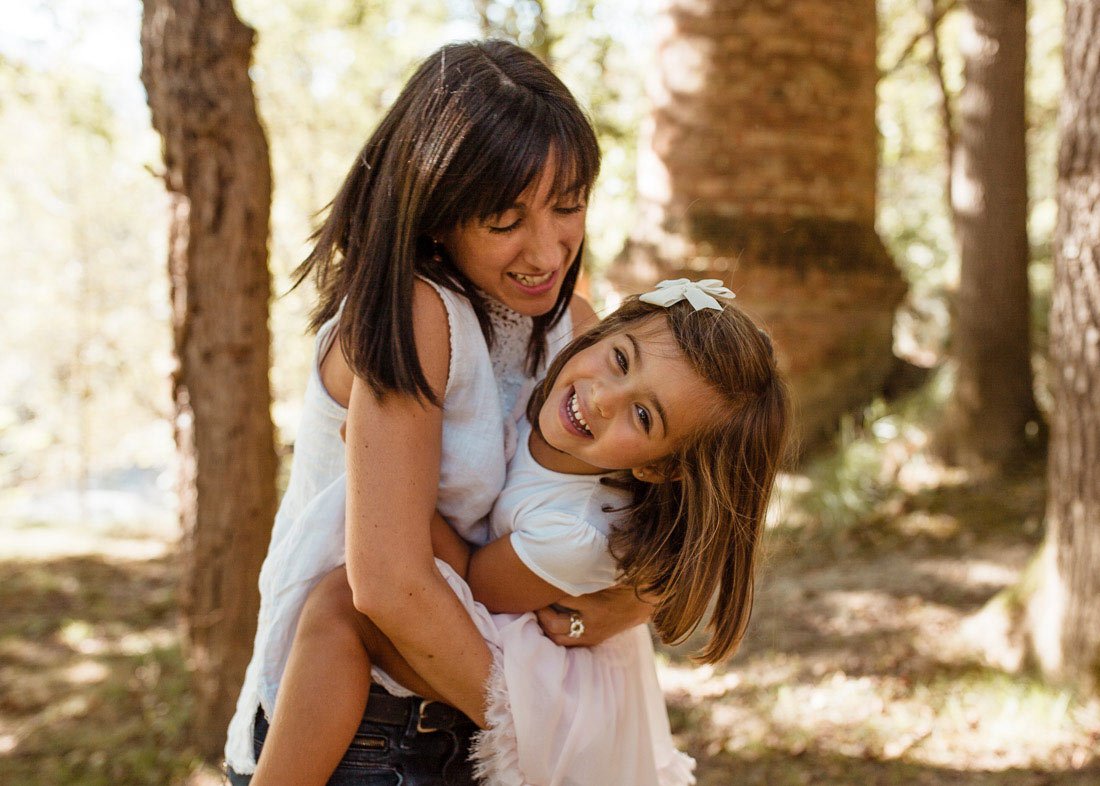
[430, 239, 445, 264]
[632, 468, 647, 481]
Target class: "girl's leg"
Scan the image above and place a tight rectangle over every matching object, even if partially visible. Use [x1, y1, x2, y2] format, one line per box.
[250, 567, 463, 786]
[250, 567, 378, 786]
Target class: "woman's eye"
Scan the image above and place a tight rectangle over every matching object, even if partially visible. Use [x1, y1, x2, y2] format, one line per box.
[635, 405, 651, 433]
[487, 218, 522, 234]
[614, 348, 628, 373]
[555, 203, 585, 216]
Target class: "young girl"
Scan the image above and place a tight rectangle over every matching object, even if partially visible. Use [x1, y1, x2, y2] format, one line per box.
[252, 280, 790, 786]
[225, 40, 653, 784]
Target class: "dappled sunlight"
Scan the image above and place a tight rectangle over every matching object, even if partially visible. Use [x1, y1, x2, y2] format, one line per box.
[661, 650, 1100, 774]
[62, 659, 110, 687]
[655, 369, 1096, 782]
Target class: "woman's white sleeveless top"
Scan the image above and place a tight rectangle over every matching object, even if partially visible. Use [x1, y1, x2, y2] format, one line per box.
[224, 280, 573, 773]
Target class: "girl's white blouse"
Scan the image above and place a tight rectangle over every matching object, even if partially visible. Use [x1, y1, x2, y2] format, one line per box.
[224, 279, 572, 774]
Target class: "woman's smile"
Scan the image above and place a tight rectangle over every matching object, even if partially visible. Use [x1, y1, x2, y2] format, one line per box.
[508, 268, 560, 296]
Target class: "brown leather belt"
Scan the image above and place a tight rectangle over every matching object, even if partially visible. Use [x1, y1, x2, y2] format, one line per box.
[362, 685, 477, 734]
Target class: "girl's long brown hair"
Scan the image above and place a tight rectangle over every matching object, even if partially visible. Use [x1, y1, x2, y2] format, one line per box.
[528, 296, 790, 663]
[295, 40, 600, 404]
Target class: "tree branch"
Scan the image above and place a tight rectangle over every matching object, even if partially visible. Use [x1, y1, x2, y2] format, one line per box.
[882, 0, 960, 77]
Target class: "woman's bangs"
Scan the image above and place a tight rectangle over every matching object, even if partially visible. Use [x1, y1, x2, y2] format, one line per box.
[457, 104, 597, 223]
[547, 111, 599, 200]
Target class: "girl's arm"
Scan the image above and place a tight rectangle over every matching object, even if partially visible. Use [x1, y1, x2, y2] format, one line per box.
[430, 512, 472, 577]
[343, 281, 491, 726]
[466, 536, 566, 613]
[468, 534, 656, 645]
[536, 587, 655, 646]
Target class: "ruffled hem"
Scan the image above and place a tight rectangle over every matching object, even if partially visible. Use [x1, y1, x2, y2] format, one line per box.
[469, 656, 524, 785]
[657, 749, 697, 786]
[469, 654, 528, 786]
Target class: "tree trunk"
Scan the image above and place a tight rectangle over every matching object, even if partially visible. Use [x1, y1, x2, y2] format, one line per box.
[140, 0, 278, 759]
[612, 0, 906, 449]
[938, 0, 1040, 473]
[1026, 0, 1100, 689]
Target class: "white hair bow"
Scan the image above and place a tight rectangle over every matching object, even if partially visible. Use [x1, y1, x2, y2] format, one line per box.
[638, 278, 735, 312]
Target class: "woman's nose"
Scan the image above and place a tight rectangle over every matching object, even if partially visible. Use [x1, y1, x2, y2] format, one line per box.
[523, 213, 560, 271]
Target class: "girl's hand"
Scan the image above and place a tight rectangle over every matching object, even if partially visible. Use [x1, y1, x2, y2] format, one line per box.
[534, 585, 654, 646]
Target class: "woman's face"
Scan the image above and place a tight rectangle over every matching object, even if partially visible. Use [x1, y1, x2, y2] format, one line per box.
[441, 162, 588, 317]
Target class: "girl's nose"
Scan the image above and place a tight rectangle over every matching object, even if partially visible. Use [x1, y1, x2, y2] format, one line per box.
[590, 381, 624, 419]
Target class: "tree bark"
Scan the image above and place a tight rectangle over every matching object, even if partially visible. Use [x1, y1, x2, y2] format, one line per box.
[612, 0, 906, 449]
[140, 0, 278, 758]
[938, 0, 1040, 473]
[1026, 0, 1100, 689]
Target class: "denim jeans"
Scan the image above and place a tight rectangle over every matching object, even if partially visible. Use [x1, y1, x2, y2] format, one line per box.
[225, 687, 478, 786]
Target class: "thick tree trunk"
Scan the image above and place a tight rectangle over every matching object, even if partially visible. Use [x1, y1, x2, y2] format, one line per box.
[140, 0, 278, 758]
[612, 0, 906, 448]
[938, 0, 1040, 473]
[1026, 0, 1100, 689]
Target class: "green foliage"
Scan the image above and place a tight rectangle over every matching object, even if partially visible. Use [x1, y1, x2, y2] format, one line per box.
[0, 1, 172, 492]
[876, 0, 1062, 368]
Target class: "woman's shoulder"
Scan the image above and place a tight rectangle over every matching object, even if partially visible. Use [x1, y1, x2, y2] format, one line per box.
[568, 293, 598, 338]
[410, 279, 452, 395]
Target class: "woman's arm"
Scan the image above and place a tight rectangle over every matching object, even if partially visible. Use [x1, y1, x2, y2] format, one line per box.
[343, 281, 491, 726]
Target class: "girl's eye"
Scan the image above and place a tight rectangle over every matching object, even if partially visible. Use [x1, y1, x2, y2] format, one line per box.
[613, 348, 628, 373]
[635, 405, 652, 433]
[555, 203, 585, 216]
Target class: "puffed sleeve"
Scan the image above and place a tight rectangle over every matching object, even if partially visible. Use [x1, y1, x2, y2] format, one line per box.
[508, 513, 619, 597]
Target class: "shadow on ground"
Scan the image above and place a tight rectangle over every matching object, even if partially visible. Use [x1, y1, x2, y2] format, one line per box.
[0, 554, 202, 786]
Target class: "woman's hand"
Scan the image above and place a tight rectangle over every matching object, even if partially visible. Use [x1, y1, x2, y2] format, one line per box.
[535, 585, 654, 646]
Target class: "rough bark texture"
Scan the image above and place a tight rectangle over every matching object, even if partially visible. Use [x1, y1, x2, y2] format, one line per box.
[938, 0, 1040, 473]
[613, 0, 906, 448]
[140, 0, 278, 758]
[1026, 0, 1100, 689]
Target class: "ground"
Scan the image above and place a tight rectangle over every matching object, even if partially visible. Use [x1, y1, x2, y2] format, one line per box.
[2, 388, 1099, 785]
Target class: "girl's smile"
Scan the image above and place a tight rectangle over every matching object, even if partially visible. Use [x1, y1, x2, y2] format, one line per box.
[533, 321, 720, 477]
[563, 387, 592, 437]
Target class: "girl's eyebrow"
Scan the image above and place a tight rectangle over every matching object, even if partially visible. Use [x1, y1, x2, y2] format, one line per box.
[626, 333, 668, 437]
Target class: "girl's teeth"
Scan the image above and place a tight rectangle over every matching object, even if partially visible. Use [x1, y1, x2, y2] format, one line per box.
[569, 393, 590, 434]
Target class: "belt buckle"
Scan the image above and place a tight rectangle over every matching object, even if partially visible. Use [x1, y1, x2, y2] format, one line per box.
[416, 699, 442, 733]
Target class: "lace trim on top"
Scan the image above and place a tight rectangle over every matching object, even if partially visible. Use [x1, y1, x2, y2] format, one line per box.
[483, 295, 535, 417]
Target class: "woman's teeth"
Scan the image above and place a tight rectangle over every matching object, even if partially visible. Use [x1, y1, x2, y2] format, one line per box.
[511, 271, 553, 287]
[568, 392, 591, 436]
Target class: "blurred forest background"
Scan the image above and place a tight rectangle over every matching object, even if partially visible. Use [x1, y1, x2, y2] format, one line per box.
[3, 0, 1100, 784]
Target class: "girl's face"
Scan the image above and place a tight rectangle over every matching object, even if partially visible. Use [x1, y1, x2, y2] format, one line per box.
[536, 319, 720, 476]
[441, 161, 587, 317]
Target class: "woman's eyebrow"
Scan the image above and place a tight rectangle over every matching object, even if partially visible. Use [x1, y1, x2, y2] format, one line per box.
[626, 333, 668, 437]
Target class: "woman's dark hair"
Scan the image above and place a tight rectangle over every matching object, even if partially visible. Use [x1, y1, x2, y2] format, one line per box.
[527, 295, 790, 664]
[294, 40, 600, 405]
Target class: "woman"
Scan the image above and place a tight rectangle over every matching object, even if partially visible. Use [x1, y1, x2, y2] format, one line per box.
[225, 40, 651, 785]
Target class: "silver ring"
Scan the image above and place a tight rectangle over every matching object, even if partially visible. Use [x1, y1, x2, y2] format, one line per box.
[568, 612, 585, 639]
